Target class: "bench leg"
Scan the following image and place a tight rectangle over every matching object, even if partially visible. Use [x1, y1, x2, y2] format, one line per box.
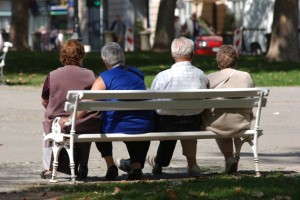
[50, 142, 63, 183]
[240, 138, 261, 177]
[234, 137, 261, 177]
[247, 140, 261, 177]
[65, 143, 76, 183]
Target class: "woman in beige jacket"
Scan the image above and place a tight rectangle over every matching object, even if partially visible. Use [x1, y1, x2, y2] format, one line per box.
[201, 45, 254, 174]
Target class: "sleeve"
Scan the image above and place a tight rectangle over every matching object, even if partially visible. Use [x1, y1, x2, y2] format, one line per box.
[150, 75, 160, 90]
[41, 74, 50, 100]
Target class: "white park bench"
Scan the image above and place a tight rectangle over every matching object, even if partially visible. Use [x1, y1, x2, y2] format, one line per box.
[45, 88, 269, 183]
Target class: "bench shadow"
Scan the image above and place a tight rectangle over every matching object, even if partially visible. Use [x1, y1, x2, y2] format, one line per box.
[78, 169, 298, 183]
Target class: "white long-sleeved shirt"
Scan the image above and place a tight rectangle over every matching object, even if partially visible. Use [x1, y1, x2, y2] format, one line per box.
[151, 61, 208, 116]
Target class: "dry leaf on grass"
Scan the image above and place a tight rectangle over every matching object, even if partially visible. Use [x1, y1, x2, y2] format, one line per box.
[112, 187, 122, 195]
[252, 191, 264, 198]
[235, 187, 241, 193]
[166, 189, 177, 199]
[272, 195, 292, 200]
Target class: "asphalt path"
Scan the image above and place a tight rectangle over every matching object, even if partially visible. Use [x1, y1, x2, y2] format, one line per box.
[0, 85, 299, 193]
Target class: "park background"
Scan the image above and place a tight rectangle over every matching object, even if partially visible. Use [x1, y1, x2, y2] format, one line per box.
[1, 0, 300, 199]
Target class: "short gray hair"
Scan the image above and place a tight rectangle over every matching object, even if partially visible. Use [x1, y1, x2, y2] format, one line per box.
[101, 42, 125, 66]
[171, 37, 194, 59]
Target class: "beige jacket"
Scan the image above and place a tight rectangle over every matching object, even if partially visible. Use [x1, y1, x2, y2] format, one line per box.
[201, 68, 254, 136]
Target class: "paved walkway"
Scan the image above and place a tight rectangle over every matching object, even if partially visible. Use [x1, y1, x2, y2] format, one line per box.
[0, 86, 299, 193]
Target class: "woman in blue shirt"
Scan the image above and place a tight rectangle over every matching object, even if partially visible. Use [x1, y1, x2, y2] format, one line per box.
[92, 42, 153, 180]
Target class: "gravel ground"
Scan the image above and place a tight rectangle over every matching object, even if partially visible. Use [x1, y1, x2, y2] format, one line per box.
[0, 85, 299, 197]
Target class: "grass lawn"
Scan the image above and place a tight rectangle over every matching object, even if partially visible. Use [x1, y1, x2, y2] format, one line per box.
[7, 172, 299, 200]
[2, 51, 300, 87]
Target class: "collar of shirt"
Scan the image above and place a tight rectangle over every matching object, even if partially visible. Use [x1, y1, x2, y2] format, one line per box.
[112, 63, 122, 69]
[171, 61, 192, 68]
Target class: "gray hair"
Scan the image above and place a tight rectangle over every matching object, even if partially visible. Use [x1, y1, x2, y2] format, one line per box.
[216, 45, 238, 69]
[101, 42, 125, 66]
[171, 37, 194, 59]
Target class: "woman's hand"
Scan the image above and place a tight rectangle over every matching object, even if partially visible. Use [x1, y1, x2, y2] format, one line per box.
[59, 116, 71, 128]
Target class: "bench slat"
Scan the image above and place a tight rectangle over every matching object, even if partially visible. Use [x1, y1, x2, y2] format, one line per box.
[58, 130, 263, 142]
[67, 130, 263, 142]
[65, 98, 267, 112]
[67, 88, 269, 101]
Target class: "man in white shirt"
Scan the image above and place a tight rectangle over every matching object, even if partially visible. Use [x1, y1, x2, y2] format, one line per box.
[148, 37, 208, 177]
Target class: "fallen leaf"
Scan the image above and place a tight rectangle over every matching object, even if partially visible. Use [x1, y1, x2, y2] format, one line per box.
[252, 191, 264, 198]
[112, 187, 121, 195]
[200, 191, 207, 197]
[170, 180, 182, 186]
[272, 195, 292, 200]
[166, 189, 176, 200]
[235, 187, 241, 193]
[187, 191, 198, 198]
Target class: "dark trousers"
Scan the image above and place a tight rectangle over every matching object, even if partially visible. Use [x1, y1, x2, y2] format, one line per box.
[124, 141, 150, 169]
[95, 141, 150, 169]
[51, 142, 91, 175]
[155, 114, 201, 167]
[95, 142, 113, 158]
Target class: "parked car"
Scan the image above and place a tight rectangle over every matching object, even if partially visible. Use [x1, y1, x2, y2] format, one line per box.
[195, 25, 223, 55]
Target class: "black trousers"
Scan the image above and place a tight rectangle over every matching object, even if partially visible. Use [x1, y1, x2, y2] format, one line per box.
[95, 140, 150, 169]
[155, 114, 201, 167]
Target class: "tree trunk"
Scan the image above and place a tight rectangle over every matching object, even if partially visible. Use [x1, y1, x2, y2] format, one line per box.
[266, 0, 299, 61]
[10, 0, 30, 51]
[152, 0, 176, 52]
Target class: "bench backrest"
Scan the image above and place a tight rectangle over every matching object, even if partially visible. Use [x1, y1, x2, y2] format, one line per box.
[65, 88, 268, 111]
[64, 88, 269, 133]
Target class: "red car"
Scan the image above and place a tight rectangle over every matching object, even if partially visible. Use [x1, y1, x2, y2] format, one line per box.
[195, 25, 223, 55]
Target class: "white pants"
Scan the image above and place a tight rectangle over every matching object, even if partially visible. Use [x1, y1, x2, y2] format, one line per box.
[42, 133, 52, 170]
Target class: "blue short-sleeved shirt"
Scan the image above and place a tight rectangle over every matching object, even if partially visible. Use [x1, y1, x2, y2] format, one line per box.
[100, 66, 154, 134]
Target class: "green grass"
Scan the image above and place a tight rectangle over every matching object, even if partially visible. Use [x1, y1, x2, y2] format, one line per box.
[41, 173, 300, 199]
[2, 51, 300, 87]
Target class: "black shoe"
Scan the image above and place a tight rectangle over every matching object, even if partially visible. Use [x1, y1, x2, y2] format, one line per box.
[105, 165, 118, 180]
[126, 169, 143, 180]
[77, 167, 88, 180]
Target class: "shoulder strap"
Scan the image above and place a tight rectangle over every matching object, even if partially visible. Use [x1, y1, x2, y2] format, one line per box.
[215, 70, 237, 88]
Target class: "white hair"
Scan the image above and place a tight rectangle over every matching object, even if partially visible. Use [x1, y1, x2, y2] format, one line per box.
[101, 42, 125, 66]
[171, 37, 194, 59]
